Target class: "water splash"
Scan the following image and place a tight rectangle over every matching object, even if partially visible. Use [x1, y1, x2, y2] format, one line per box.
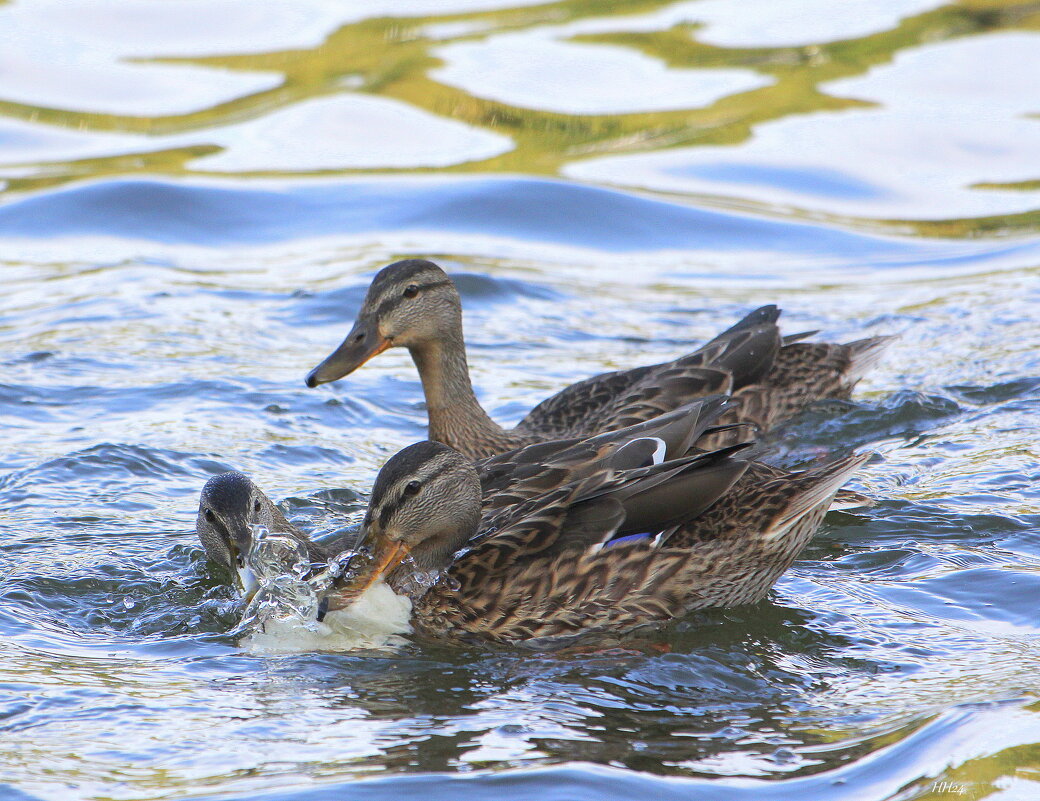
[233, 527, 322, 633]
[394, 563, 446, 599]
[233, 525, 412, 653]
[249, 526, 313, 581]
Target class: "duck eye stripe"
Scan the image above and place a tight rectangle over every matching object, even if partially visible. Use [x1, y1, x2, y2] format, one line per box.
[370, 453, 455, 509]
[374, 280, 453, 318]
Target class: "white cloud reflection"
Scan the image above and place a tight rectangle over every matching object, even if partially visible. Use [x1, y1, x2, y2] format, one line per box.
[566, 33, 1040, 220]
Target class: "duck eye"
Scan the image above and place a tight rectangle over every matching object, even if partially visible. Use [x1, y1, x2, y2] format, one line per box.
[403, 284, 419, 299]
[404, 480, 421, 496]
[204, 509, 216, 522]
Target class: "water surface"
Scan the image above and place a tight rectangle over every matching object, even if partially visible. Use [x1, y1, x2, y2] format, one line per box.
[2, 1, 1040, 799]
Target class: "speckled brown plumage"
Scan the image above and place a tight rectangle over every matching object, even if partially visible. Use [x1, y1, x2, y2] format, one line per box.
[477, 394, 735, 521]
[333, 414, 872, 644]
[700, 337, 893, 449]
[305, 259, 893, 460]
[411, 451, 871, 643]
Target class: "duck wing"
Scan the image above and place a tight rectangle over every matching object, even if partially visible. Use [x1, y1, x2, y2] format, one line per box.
[478, 396, 734, 517]
[467, 442, 751, 573]
[514, 306, 782, 441]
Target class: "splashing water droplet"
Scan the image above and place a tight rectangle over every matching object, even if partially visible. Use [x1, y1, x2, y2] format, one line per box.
[235, 526, 325, 635]
[392, 554, 443, 600]
[247, 526, 307, 581]
[328, 550, 357, 578]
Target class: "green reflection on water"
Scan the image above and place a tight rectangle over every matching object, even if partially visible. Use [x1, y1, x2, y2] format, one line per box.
[1, 0, 1038, 237]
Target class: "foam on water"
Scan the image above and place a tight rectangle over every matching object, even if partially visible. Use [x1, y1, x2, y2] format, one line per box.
[234, 525, 413, 653]
[240, 580, 413, 654]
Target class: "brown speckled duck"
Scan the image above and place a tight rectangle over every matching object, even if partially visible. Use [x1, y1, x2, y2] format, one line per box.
[329, 434, 871, 644]
[197, 399, 872, 644]
[305, 259, 892, 459]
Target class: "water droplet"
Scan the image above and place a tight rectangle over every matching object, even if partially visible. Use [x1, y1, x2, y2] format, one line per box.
[233, 529, 329, 635]
[772, 747, 797, 764]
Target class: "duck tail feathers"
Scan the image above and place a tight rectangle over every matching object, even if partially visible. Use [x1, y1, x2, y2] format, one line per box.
[769, 452, 874, 536]
[843, 335, 897, 386]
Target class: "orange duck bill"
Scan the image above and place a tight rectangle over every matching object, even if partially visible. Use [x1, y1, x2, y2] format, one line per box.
[325, 534, 412, 610]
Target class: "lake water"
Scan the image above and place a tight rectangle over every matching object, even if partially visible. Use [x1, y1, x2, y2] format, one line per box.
[2, 1, 1039, 799]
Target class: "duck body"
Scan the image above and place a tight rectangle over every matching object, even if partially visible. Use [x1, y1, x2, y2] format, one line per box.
[407, 452, 868, 643]
[198, 399, 872, 645]
[305, 259, 892, 459]
[330, 400, 873, 645]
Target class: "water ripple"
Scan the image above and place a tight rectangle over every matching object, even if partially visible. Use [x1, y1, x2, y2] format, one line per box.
[2, 2, 1040, 799]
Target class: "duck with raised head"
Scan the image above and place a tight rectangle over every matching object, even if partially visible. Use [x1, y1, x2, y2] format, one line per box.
[305, 259, 892, 460]
[327, 439, 872, 644]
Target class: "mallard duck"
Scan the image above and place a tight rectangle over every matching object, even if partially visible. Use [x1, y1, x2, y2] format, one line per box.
[196, 400, 871, 644]
[305, 259, 892, 459]
[195, 471, 337, 598]
[328, 438, 871, 644]
[194, 396, 738, 591]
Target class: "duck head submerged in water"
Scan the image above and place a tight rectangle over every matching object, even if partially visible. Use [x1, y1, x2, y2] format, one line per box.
[195, 472, 419, 651]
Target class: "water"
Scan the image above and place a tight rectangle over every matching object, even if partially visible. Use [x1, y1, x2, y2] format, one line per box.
[2, 1, 1039, 799]
[235, 528, 413, 654]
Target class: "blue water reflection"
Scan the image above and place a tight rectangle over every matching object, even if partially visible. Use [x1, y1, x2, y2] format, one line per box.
[2, 1, 1040, 800]
[676, 163, 887, 201]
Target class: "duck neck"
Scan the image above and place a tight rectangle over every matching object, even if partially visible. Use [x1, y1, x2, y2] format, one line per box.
[408, 333, 505, 455]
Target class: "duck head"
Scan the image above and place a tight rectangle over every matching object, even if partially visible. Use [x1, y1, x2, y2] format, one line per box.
[305, 259, 462, 388]
[329, 441, 480, 606]
[195, 471, 298, 599]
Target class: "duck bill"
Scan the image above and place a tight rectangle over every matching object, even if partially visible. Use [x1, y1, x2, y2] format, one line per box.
[305, 317, 390, 387]
[220, 519, 261, 602]
[227, 532, 261, 602]
[236, 563, 260, 603]
[327, 538, 411, 609]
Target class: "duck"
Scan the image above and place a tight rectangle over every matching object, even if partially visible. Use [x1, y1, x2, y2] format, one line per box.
[196, 398, 872, 645]
[195, 471, 340, 600]
[305, 259, 892, 460]
[194, 396, 738, 592]
[327, 439, 871, 644]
